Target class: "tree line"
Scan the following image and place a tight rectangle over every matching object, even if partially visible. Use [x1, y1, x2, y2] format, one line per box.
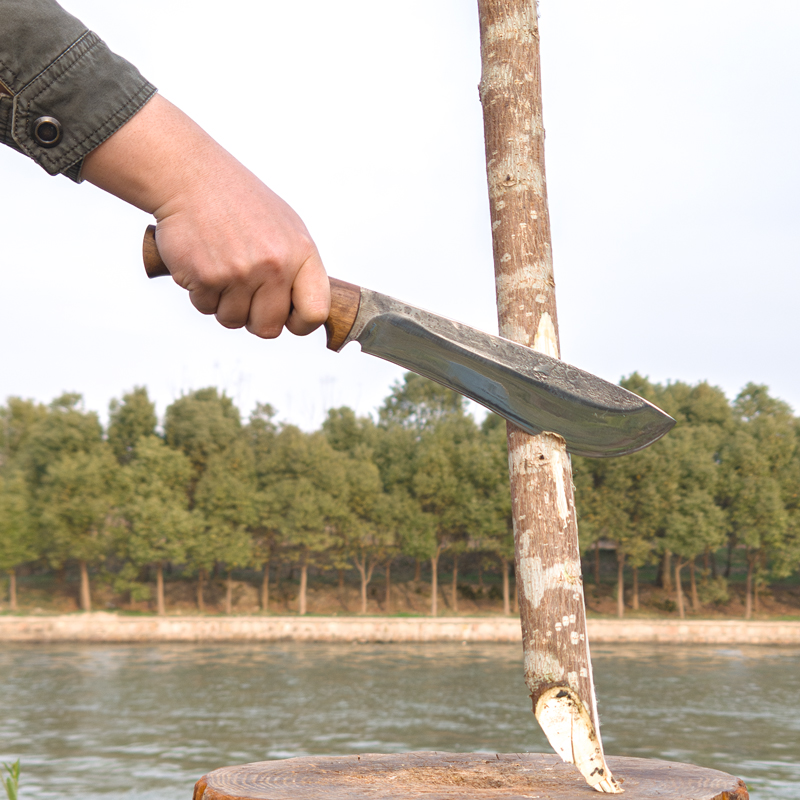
[1, 373, 798, 619]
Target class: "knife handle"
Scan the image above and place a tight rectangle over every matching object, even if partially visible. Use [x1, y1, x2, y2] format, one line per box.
[142, 225, 360, 351]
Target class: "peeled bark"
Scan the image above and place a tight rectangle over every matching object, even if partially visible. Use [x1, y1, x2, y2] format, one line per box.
[79, 560, 91, 612]
[156, 563, 166, 616]
[616, 553, 625, 619]
[478, 1, 617, 791]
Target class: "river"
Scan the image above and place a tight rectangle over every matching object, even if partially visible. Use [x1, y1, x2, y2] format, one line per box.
[1, 641, 797, 799]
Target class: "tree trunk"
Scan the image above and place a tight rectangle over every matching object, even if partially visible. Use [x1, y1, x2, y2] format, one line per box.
[197, 568, 205, 611]
[8, 569, 17, 611]
[430, 550, 441, 617]
[225, 570, 233, 615]
[478, 1, 617, 790]
[384, 558, 392, 613]
[156, 562, 166, 616]
[261, 560, 270, 612]
[675, 558, 685, 619]
[353, 554, 373, 615]
[299, 561, 308, 616]
[690, 558, 699, 613]
[632, 566, 639, 611]
[79, 560, 91, 612]
[725, 537, 735, 579]
[337, 568, 345, 591]
[745, 550, 754, 620]
[616, 552, 625, 619]
[501, 556, 510, 616]
[451, 554, 459, 613]
[661, 550, 673, 593]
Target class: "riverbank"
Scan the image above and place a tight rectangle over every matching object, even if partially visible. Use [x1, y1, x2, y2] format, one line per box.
[2, 614, 800, 644]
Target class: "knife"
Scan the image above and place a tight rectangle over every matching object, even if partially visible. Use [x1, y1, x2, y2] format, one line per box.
[143, 225, 674, 458]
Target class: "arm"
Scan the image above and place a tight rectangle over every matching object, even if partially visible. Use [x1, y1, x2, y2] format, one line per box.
[1, 1, 329, 337]
[82, 94, 330, 338]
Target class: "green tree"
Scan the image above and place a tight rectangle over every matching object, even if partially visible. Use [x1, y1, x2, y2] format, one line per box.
[164, 388, 241, 484]
[661, 426, 726, 618]
[246, 403, 280, 610]
[323, 408, 389, 613]
[378, 375, 470, 615]
[413, 414, 479, 616]
[261, 425, 347, 615]
[714, 385, 796, 617]
[21, 394, 104, 486]
[0, 471, 35, 611]
[40, 446, 119, 611]
[194, 439, 257, 613]
[379, 372, 465, 431]
[472, 414, 514, 614]
[117, 436, 197, 614]
[108, 387, 158, 465]
[0, 397, 47, 466]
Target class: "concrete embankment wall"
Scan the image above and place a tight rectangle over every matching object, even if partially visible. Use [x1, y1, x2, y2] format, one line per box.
[1, 615, 799, 644]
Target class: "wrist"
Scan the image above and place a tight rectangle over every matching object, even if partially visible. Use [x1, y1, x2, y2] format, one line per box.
[82, 93, 228, 217]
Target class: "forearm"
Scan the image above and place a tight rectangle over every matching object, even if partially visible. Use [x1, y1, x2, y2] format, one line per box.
[81, 94, 226, 216]
[82, 93, 330, 339]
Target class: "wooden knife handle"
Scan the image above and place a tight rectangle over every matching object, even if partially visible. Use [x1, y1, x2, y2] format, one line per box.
[142, 225, 360, 351]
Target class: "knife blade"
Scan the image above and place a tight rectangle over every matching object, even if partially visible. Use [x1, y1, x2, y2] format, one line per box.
[143, 225, 674, 457]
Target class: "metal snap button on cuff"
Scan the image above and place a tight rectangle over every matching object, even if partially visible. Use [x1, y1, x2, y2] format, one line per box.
[33, 116, 63, 148]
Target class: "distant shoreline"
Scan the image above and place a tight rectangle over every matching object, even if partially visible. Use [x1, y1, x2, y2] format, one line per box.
[1, 614, 799, 644]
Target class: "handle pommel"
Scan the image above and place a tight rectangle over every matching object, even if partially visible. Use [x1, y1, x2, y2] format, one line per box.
[143, 225, 170, 278]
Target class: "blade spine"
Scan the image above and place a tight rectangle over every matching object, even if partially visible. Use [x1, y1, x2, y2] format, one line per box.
[350, 289, 668, 415]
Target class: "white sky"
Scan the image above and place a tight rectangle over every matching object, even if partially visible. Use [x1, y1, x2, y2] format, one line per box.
[2, 1, 799, 428]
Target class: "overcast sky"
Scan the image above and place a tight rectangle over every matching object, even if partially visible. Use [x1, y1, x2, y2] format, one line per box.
[2, 1, 799, 429]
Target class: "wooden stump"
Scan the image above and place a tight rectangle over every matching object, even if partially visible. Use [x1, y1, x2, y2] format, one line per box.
[192, 753, 748, 800]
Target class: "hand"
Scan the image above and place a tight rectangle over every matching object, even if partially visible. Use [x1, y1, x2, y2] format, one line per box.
[82, 94, 330, 338]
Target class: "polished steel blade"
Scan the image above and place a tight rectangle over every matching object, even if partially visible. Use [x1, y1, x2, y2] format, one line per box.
[338, 289, 674, 458]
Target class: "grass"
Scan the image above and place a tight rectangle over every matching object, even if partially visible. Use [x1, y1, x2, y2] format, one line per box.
[3, 760, 19, 800]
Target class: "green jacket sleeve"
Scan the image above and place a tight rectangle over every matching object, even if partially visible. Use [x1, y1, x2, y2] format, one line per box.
[0, 0, 156, 181]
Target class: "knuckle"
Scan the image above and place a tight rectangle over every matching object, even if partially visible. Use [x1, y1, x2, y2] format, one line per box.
[247, 321, 283, 339]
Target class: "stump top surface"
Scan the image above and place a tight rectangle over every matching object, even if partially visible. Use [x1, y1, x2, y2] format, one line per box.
[194, 752, 748, 800]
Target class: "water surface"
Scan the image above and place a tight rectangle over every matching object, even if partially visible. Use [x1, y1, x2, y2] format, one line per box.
[1, 641, 797, 799]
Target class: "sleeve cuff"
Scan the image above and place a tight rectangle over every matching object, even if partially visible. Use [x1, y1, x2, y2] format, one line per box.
[11, 31, 157, 182]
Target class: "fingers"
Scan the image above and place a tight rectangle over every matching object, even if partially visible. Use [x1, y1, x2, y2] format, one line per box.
[284, 253, 331, 337]
[178, 245, 330, 340]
